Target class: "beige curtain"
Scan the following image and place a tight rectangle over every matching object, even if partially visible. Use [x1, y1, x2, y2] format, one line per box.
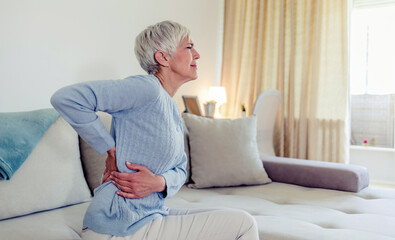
[221, 0, 349, 163]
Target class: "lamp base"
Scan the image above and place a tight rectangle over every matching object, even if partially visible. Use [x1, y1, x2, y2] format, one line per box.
[204, 103, 216, 118]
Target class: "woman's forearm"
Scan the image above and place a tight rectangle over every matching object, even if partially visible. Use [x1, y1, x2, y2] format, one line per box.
[50, 82, 115, 154]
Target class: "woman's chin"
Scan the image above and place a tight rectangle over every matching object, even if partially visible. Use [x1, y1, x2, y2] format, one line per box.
[185, 75, 198, 82]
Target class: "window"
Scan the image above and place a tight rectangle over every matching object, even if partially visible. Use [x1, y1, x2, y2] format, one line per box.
[350, 5, 395, 148]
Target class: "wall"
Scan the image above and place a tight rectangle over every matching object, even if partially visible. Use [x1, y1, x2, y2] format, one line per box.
[0, 0, 224, 112]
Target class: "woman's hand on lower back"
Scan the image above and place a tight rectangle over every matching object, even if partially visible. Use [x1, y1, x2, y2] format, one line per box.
[101, 146, 118, 184]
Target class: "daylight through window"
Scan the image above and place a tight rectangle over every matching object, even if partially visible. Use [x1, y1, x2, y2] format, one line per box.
[350, 5, 395, 148]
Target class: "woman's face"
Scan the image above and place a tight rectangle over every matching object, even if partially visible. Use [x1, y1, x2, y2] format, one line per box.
[168, 37, 200, 82]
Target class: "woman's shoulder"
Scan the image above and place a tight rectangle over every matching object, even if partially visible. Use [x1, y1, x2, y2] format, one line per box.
[123, 75, 160, 90]
[121, 74, 161, 101]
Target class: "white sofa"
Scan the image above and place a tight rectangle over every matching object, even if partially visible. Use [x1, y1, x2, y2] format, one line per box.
[1, 108, 395, 240]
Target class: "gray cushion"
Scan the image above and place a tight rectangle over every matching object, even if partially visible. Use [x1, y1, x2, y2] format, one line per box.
[261, 156, 370, 192]
[79, 112, 112, 195]
[183, 113, 271, 188]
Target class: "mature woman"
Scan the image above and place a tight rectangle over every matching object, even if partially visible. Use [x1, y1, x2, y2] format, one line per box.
[51, 21, 258, 240]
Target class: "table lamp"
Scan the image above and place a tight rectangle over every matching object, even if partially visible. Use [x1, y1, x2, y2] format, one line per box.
[208, 86, 227, 118]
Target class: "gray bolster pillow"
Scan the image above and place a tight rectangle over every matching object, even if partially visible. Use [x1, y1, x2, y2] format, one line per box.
[261, 156, 370, 192]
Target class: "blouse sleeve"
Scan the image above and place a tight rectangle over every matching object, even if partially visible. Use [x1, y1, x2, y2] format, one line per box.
[50, 76, 159, 154]
[158, 153, 187, 199]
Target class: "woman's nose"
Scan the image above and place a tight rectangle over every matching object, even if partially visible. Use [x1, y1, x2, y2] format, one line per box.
[193, 49, 200, 60]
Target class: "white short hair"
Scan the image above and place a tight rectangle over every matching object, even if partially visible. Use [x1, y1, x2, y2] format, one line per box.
[134, 21, 191, 74]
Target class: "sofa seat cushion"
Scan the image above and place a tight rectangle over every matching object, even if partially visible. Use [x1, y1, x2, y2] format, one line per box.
[0, 202, 90, 240]
[1, 184, 394, 240]
[167, 183, 395, 240]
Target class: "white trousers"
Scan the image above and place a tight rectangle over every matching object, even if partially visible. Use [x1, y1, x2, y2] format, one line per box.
[82, 208, 259, 240]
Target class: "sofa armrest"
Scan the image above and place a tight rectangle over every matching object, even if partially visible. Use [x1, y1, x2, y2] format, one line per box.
[261, 156, 369, 192]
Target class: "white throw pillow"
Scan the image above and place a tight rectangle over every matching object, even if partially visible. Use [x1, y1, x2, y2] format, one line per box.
[183, 113, 271, 188]
[0, 117, 91, 220]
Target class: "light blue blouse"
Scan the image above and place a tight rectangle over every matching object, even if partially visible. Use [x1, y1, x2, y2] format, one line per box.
[51, 75, 187, 236]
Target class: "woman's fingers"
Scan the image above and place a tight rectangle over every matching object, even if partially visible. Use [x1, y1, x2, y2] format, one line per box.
[111, 177, 131, 189]
[111, 171, 134, 181]
[125, 162, 147, 172]
[102, 146, 118, 184]
[112, 179, 132, 192]
[116, 191, 136, 199]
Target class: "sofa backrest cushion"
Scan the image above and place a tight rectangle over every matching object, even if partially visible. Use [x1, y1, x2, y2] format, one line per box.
[79, 112, 111, 194]
[0, 116, 91, 220]
[182, 118, 192, 184]
[183, 113, 272, 188]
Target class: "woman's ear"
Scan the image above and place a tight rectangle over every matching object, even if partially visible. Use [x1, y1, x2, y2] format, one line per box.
[154, 51, 170, 67]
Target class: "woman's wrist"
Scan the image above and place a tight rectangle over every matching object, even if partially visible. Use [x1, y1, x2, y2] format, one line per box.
[155, 175, 166, 193]
[107, 146, 116, 157]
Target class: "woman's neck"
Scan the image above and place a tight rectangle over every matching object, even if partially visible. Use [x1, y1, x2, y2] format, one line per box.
[154, 72, 183, 97]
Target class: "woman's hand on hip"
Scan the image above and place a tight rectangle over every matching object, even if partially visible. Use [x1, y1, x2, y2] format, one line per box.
[110, 162, 166, 199]
[102, 146, 118, 184]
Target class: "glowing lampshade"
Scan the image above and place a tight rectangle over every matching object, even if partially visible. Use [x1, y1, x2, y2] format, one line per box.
[208, 87, 227, 105]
